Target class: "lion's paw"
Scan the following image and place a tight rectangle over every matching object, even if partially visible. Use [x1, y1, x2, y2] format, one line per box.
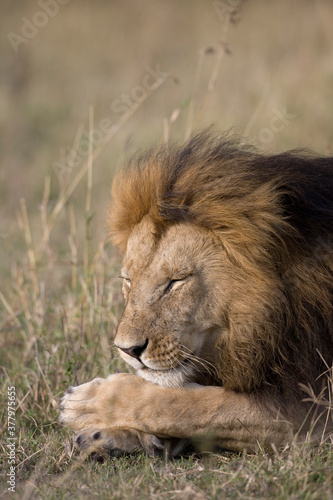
[59, 378, 108, 431]
[72, 427, 164, 460]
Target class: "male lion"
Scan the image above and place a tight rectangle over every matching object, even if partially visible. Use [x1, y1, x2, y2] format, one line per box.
[60, 132, 333, 457]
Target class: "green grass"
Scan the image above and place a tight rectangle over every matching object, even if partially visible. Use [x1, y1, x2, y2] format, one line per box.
[1, 1, 333, 498]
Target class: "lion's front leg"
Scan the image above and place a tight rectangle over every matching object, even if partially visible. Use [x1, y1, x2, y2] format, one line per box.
[59, 373, 296, 454]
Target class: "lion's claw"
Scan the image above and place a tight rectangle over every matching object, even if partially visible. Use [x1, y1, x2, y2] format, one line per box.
[73, 427, 164, 460]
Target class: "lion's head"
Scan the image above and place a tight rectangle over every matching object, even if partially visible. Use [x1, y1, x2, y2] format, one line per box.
[108, 132, 333, 400]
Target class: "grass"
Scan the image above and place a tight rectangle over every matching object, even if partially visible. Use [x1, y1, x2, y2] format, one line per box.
[1, 1, 333, 498]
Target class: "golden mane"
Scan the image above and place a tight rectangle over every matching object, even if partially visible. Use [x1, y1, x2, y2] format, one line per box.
[108, 131, 333, 400]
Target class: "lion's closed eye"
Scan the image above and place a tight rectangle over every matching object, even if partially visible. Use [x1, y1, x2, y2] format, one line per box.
[121, 277, 131, 287]
[119, 275, 131, 296]
[164, 276, 190, 295]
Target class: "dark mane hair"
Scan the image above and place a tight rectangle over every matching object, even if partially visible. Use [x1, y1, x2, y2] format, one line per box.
[109, 131, 333, 401]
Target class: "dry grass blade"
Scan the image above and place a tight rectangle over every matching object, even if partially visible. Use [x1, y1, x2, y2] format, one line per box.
[35, 75, 168, 258]
[0, 289, 20, 327]
[84, 105, 94, 276]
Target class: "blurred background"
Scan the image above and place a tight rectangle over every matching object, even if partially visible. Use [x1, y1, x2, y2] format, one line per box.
[1, 0, 333, 303]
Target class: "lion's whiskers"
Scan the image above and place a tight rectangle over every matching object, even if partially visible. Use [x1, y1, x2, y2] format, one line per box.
[179, 345, 219, 379]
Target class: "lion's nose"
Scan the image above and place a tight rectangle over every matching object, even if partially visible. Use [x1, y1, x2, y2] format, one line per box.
[117, 338, 149, 360]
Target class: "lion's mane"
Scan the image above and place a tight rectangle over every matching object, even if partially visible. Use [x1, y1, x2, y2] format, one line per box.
[108, 132, 333, 402]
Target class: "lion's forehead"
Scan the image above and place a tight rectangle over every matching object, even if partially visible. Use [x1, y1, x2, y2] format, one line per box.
[124, 219, 211, 282]
[125, 216, 157, 268]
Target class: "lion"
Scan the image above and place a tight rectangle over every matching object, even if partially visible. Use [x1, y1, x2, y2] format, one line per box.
[59, 132, 333, 457]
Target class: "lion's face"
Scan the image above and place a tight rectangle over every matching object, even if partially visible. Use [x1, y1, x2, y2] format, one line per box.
[114, 216, 230, 388]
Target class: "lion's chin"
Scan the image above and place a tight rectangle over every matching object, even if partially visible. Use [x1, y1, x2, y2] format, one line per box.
[137, 366, 194, 388]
